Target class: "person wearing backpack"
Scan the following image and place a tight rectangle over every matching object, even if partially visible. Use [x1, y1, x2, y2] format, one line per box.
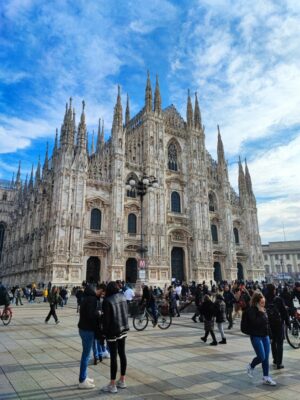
[245, 291, 276, 386]
[214, 294, 227, 344]
[200, 294, 218, 345]
[265, 284, 290, 370]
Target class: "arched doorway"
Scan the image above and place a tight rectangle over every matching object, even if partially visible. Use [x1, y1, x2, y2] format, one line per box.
[171, 247, 184, 282]
[237, 263, 244, 281]
[126, 258, 138, 283]
[213, 262, 222, 283]
[86, 257, 100, 284]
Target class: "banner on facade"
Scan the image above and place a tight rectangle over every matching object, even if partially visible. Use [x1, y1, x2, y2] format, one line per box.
[139, 259, 146, 269]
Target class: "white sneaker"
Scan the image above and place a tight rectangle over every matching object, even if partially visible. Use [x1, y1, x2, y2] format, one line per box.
[86, 377, 94, 383]
[102, 351, 110, 359]
[102, 384, 118, 393]
[262, 376, 276, 386]
[78, 379, 95, 389]
[116, 379, 127, 389]
[246, 364, 254, 378]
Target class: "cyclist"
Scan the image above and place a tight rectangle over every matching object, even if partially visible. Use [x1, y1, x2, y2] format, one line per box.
[140, 285, 158, 326]
[0, 281, 10, 308]
[292, 282, 300, 306]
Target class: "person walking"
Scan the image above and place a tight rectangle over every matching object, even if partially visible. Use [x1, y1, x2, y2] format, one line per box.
[78, 283, 102, 390]
[214, 294, 227, 344]
[43, 287, 48, 303]
[15, 287, 23, 306]
[167, 286, 180, 318]
[200, 294, 217, 345]
[223, 285, 236, 329]
[265, 284, 290, 369]
[45, 286, 60, 324]
[246, 291, 276, 386]
[191, 284, 203, 323]
[101, 281, 129, 394]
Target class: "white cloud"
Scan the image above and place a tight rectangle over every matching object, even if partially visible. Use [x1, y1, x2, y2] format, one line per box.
[169, 0, 300, 242]
[2, 0, 35, 19]
[0, 70, 29, 84]
[129, 0, 177, 33]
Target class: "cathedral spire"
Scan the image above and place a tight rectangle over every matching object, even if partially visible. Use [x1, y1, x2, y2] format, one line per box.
[54, 127, 58, 149]
[186, 89, 193, 128]
[101, 119, 105, 146]
[11, 172, 15, 188]
[35, 157, 41, 184]
[238, 156, 247, 198]
[91, 130, 95, 154]
[96, 118, 102, 153]
[112, 86, 123, 130]
[29, 165, 34, 191]
[217, 125, 225, 164]
[145, 70, 152, 112]
[194, 92, 201, 129]
[125, 94, 130, 125]
[77, 100, 87, 149]
[43, 142, 49, 173]
[86, 132, 89, 155]
[60, 98, 75, 147]
[23, 173, 28, 197]
[154, 74, 161, 113]
[15, 161, 21, 188]
[245, 159, 254, 198]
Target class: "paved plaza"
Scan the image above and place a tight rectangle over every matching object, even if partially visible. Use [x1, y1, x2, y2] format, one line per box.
[0, 299, 299, 400]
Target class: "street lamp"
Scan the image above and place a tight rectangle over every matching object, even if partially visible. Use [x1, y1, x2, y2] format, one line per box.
[280, 256, 284, 282]
[126, 175, 159, 283]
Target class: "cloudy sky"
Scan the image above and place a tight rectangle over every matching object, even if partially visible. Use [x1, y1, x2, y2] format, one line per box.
[0, 0, 300, 244]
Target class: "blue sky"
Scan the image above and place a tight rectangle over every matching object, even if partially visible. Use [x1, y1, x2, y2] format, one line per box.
[1, 0, 300, 243]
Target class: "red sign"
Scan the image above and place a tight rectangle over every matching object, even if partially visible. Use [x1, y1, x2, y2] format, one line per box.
[139, 259, 146, 269]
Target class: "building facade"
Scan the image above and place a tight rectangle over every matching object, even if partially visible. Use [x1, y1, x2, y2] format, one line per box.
[0, 74, 265, 286]
[262, 241, 300, 281]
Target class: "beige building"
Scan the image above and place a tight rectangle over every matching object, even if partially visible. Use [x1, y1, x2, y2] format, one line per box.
[0, 74, 265, 287]
[262, 241, 300, 281]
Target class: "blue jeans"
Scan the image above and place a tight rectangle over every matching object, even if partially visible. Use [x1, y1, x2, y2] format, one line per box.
[250, 335, 270, 376]
[79, 329, 94, 382]
[93, 339, 109, 358]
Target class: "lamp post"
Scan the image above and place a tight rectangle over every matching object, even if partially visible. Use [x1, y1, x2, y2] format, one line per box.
[125, 175, 159, 284]
[280, 256, 284, 282]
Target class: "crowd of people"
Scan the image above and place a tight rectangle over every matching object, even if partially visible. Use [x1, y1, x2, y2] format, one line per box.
[1, 278, 300, 391]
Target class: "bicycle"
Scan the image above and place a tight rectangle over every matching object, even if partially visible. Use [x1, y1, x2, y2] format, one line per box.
[285, 308, 300, 349]
[133, 304, 172, 331]
[0, 305, 12, 326]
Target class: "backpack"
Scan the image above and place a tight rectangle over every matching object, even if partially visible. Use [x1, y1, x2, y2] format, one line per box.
[241, 308, 251, 335]
[266, 301, 281, 331]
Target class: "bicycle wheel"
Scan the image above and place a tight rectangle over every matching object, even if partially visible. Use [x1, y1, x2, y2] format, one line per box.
[1, 308, 12, 326]
[285, 320, 300, 349]
[133, 313, 149, 331]
[157, 312, 172, 330]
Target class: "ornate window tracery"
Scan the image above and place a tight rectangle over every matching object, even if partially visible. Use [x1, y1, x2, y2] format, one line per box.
[128, 213, 137, 234]
[168, 143, 178, 171]
[233, 227, 239, 244]
[90, 208, 101, 231]
[171, 191, 181, 213]
[211, 224, 218, 243]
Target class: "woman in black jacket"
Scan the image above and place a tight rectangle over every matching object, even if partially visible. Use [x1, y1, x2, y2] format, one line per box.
[200, 294, 217, 345]
[246, 291, 276, 386]
[265, 284, 290, 369]
[78, 284, 101, 390]
[101, 281, 129, 394]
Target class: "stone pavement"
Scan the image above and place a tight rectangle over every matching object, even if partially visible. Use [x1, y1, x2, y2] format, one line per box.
[0, 298, 299, 400]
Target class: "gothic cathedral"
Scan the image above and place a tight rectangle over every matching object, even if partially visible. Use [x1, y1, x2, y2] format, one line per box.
[0, 73, 265, 286]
